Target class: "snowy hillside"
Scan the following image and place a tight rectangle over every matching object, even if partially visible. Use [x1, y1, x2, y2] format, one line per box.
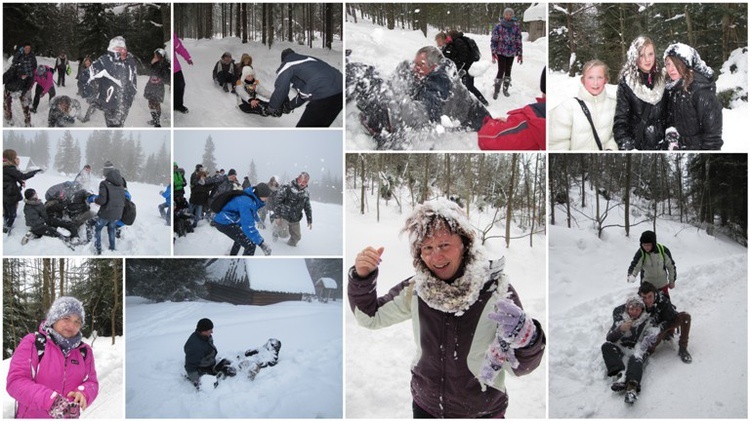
[125, 296, 342, 418]
[2, 336, 124, 419]
[548, 184, 747, 417]
[2, 171, 171, 256]
[345, 18, 547, 150]
[345, 189, 547, 418]
[172, 36, 343, 128]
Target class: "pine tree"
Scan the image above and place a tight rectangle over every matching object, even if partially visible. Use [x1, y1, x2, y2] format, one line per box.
[202, 136, 217, 172]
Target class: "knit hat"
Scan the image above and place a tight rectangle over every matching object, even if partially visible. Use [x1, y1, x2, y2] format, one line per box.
[107, 36, 127, 52]
[640, 230, 656, 245]
[663, 42, 714, 79]
[241, 65, 255, 81]
[24, 188, 36, 200]
[195, 164, 203, 171]
[626, 295, 645, 310]
[228, 169, 237, 176]
[253, 182, 272, 199]
[281, 48, 295, 61]
[540, 67, 546, 94]
[196, 318, 213, 332]
[501, 8, 515, 20]
[103, 160, 114, 176]
[46, 296, 85, 326]
[221, 51, 232, 59]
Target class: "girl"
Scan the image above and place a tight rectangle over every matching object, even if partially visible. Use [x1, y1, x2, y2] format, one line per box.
[490, 8, 523, 98]
[144, 48, 171, 127]
[236, 66, 272, 116]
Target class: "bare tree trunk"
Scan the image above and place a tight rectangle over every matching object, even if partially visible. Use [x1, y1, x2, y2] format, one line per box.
[445, 154, 451, 199]
[624, 154, 632, 237]
[505, 154, 518, 248]
[288, 4, 294, 42]
[43, 259, 52, 310]
[59, 258, 65, 296]
[262, 4, 267, 45]
[268, 4, 275, 49]
[241, 3, 248, 43]
[685, 5, 695, 47]
[325, 4, 333, 49]
[360, 155, 366, 214]
[112, 261, 119, 345]
[530, 154, 540, 247]
[567, 4, 576, 77]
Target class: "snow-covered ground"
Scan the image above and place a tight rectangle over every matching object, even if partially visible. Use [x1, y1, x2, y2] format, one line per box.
[345, 189, 547, 418]
[2, 335, 124, 419]
[345, 18, 547, 150]
[172, 36, 343, 128]
[125, 295, 342, 418]
[548, 184, 748, 417]
[2, 171, 171, 256]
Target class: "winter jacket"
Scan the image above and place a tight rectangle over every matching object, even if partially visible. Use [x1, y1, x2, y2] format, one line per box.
[644, 291, 680, 330]
[664, 73, 723, 150]
[549, 85, 618, 151]
[236, 67, 272, 104]
[348, 258, 545, 418]
[189, 179, 211, 207]
[12, 49, 37, 81]
[3, 162, 40, 206]
[206, 175, 241, 207]
[273, 179, 312, 224]
[212, 60, 236, 81]
[214, 187, 266, 245]
[614, 66, 668, 150]
[47, 96, 78, 128]
[184, 331, 218, 383]
[88, 51, 138, 111]
[491, 20, 522, 58]
[627, 244, 676, 290]
[174, 168, 186, 192]
[23, 198, 49, 230]
[173, 33, 192, 74]
[94, 168, 126, 221]
[268, 51, 343, 112]
[144, 59, 171, 102]
[478, 98, 545, 150]
[161, 184, 171, 204]
[442, 34, 473, 72]
[605, 304, 653, 348]
[7, 323, 98, 418]
[33, 66, 56, 96]
[44, 181, 81, 202]
[76, 66, 96, 100]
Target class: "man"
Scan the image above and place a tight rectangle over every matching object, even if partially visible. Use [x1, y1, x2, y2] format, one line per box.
[601, 296, 659, 404]
[21, 189, 78, 246]
[638, 282, 692, 363]
[267, 48, 343, 127]
[273, 172, 312, 247]
[4, 42, 36, 126]
[627, 230, 676, 296]
[88, 161, 126, 255]
[213, 183, 273, 256]
[189, 164, 204, 190]
[212, 52, 236, 92]
[184, 318, 236, 390]
[435, 30, 488, 105]
[173, 162, 185, 200]
[87, 36, 138, 127]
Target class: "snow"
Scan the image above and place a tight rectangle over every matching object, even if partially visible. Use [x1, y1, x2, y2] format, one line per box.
[345, 189, 546, 418]
[548, 180, 747, 417]
[345, 19, 547, 150]
[125, 296, 342, 418]
[523, 3, 547, 22]
[174, 36, 343, 128]
[317, 277, 337, 289]
[206, 258, 316, 294]
[716, 47, 748, 109]
[2, 336, 125, 419]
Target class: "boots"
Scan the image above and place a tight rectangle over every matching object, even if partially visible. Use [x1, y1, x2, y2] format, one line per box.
[503, 77, 511, 97]
[79, 104, 96, 123]
[22, 106, 31, 127]
[492, 78, 502, 100]
[624, 380, 639, 404]
[610, 371, 626, 392]
[149, 111, 161, 127]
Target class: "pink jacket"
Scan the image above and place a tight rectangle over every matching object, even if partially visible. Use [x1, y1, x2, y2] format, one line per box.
[173, 33, 192, 74]
[34, 66, 55, 96]
[6, 324, 98, 418]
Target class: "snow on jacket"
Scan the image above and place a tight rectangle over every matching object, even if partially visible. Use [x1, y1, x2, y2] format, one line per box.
[348, 256, 545, 418]
[47, 96, 79, 128]
[664, 72, 723, 150]
[644, 291, 680, 330]
[549, 85, 618, 151]
[268, 51, 343, 111]
[627, 244, 676, 290]
[442, 33, 473, 72]
[23, 198, 49, 230]
[605, 303, 653, 348]
[94, 168, 126, 221]
[490, 20, 522, 58]
[13, 49, 37, 80]
[478, 98, 545, 150]
[144, 58, 171, 102]
[214, 187, 266, 245]
[206, 175, 241, 208]
[183, 331, 218, 383]
[3, 162, 39, 206]
[273, 179, 312, 224]
[88, 51, 138, 111]
[173, 33, 192, 74]
[33, 65, 56, 96]
[6, 323, 98, 418]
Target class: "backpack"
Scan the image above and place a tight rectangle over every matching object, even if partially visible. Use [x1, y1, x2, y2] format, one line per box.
[463, 36, 481, 62]
[121, 198, 137, 225]
[209, 190, 252, 213]
[33, 331, 88, 377]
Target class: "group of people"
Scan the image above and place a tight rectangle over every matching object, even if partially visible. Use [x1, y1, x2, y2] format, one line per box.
[550, 37, 723, 150]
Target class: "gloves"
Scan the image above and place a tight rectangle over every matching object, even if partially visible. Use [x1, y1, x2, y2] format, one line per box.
[259, 242, 272, 256]
[307, 223, 312, 230]
[48, 394, 79, 419]
[187, 59, 193, 65]
[665, 127, 680, 150]
[627, 274, 636, 283]
[487, 299, 536, 349]
[86, 195, 96, 204]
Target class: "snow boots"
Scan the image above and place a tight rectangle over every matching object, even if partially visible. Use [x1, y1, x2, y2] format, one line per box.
[493, 78, 502, 100]
[502, 77, 511, 97]
[149, 111, 161, 127]
[610, 371, 626, 392]
[678, 347, 692, 363]
[175, 105, 189, 114]
[624, 380, 639, 404]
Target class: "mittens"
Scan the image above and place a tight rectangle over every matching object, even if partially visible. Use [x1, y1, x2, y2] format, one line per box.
[488, 299, 536, 349]
[48, 394, 79, 419]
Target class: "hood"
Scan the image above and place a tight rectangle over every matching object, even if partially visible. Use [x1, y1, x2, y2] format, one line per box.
[104, 168, 124, 186]
[664, 42, 714, 80]
[107, 36, 127, 53]
[241, 65, 255, 81]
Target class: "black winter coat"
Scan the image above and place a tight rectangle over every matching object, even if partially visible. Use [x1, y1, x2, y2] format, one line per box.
[88, 51, 138, 111]
[645, 292, 679, 330]
[664, 73, 723, 150]
[144, 59, 171, 102]
[94, 169, 126, 221]
[274, 179, 312, 224]
[3, 163, 39, 206]
[23, 198, 49, 230]
[613, 73, 667, 150]
[183, 331, 218, 380]
[442, 34, 473, 72]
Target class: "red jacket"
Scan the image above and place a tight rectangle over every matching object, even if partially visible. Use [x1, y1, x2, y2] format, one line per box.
[478, 97, 546, 150]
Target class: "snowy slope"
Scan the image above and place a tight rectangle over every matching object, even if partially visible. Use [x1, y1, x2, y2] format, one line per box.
[345, 189, 547, 418]
[2, 171, 171, 256]
[173, 36, 343, 128]
[345, 18, 547, 150]
[125, 296, 342, 418]
[2, 336, 125, 419]
[548, 184, 748, 417]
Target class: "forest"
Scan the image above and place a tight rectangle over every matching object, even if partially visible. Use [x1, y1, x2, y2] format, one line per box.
[3, 130, 171, 185]
[549, 3, 748, 83]
[3, 258, 123, 359]
[174, 3, 341, 50]
[346, 3, 532, 36]
[549, 154, 748, 243]
[3, 3, 169, 69]
[346, 153, 546, 247]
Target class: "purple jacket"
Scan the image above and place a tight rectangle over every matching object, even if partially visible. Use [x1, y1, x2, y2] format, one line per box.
[173, 33, 192, 74]
[491, 20, 523, 58]
[6, 323, 98, 418]
[34, 65, 55, 96]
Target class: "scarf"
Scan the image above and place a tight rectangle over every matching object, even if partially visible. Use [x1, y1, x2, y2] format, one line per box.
[45, 325, 82, 356]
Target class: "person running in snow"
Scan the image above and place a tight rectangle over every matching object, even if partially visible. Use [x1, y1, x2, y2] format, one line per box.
[55, 51, 69, 87]
[491, 8, 523, 99]
[267, 48, 343, 127]
[7, 296, 98, 418]
[662, 43, 723, 150]
[47, 95, 81, 127]
[638, 282, 693, 364]
[184, 318, 237, 390]
[435, 30, 489, 105]
[212, 52, 237, 93]
[601, 295, 659, 404]
[4, 42, 37, 126]
[626, 230, 676, 297]
[144, 48, 171, 127]
[88, 160, 126, 255]
[213, 183, 273, 256]
[236, 66, 273, 116]
[549, 60, 618, 151]
[3, 149, 43, 234]
[21, 188, 79, 246]
[272, 172, 312, 247]
[31, 64, 56, 114]
[87, 36, 138, 127]
[173, 33, 193, 113]
[614, 36, 668, 150]
[349, 198, 545, 418]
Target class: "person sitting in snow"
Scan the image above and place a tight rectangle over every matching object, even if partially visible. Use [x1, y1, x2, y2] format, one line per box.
[212, 52, 236, 93]
[21, 188, 79, 246]
[184, 318, 237, 390]
[213, 183, 272, 256]
[601, 295, 659, 404]
[144, 48, 171, 127]
[638, 282, 692, 364]
[626, 230, 676, 297]
[45, 185, 94, 241]
[236, 65, 272, 116]
[31, 64, 56, 114]
[48, 95, 81, 127]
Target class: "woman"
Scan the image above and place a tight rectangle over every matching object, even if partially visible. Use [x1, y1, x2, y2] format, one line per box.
[7, 296, 98, 418]
[663, 43, 723, 150]
[349, 198, 545, 418]
[3, 149, 42, 233]
[235, 53, 253, 75]
[144, 48, 171, 127]
[173, 32, 193, 113]
[549, 60, 618, 150]
[490, 8, 523, 99]
[614, 36, 667, 150]
[235, 66, 272, 116]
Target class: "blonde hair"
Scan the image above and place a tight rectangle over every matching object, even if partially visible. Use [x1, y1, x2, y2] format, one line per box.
[581, 59, 609, 82]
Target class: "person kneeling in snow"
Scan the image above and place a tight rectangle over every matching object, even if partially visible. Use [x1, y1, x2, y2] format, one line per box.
[601, 295, 659, 404]
[235, 66, 272, 116]
[48, 95, 81, 127]
[184, 318, 237, 390]
[22, 189, 79, 246]
[213, 183, 272, 256]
